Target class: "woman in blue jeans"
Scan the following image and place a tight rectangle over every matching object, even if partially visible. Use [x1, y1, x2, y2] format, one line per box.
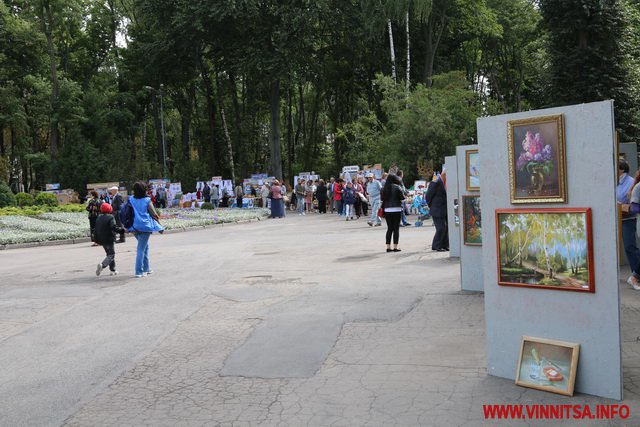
[128, 181, 164, 278]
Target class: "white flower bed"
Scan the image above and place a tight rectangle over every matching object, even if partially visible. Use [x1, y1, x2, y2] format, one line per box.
[0, 209, 271, 245]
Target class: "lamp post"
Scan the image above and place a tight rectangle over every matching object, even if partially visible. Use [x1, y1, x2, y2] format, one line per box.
[144, 85, 167, 179]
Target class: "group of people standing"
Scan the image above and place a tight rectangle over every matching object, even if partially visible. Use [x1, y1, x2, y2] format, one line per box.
[285, 170, 449, 253]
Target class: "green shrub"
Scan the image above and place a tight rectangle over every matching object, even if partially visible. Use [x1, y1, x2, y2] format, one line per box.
[0, 203, 85, 216]
[0, 181, 16, 208]
[34, 191, 58, 207]
[57, 204, 86, 213]
[15, 192, 35, 207]
[200, 202, 214, 210]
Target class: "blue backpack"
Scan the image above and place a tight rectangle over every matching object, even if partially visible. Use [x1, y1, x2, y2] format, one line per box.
[119, 201, 135, 229]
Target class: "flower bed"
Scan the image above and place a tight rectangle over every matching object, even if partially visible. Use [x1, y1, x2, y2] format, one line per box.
[0, 208, 271, 245]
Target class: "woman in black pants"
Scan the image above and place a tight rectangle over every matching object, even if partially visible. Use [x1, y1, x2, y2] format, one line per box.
[381, 174, 405, 252]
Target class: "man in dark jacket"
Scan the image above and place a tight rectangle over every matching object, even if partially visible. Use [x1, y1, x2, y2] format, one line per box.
[108, 186, 125, 243]
[95, 203, 118, 276]
[425, 170, 449, 251]
[203, 182, 211, 203]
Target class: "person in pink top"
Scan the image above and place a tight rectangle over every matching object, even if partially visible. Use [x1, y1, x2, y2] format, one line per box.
[270, 180, 284, 218]
[333, 179, 344, 216]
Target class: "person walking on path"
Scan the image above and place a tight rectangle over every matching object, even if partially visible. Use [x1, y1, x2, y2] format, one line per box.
[235, 183, 244, 208]
[343, 181, 356, 220]
[316, 179, 328, 213]
[295, 179, 306, 215]
[270, 180, 284, 218]
[156, 186, 167, 208]
[381, 174, 404, 252]
[618, 161, 639, 283]
[261, 183, 271, 208]
[95, 203, 118, 276]
[129, 181, 164, 278]
[621, 169, 640, 290]
[425, 170, 449, 251]
[397, 170, 411, 227]
[305, 180, 314, 213]
[203, 182, 211, 203]
[86, 191, 102, 246]
[333, 179, 344, 216]
[353, 178, 365, 219]
[108, 186, 126, 243]
[328, 177, 335, 212]
[366, 173, 382, 227]
[211, 184, 220, 208]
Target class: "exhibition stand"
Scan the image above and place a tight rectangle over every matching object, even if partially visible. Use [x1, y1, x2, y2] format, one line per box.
[477, 100, 622, 399]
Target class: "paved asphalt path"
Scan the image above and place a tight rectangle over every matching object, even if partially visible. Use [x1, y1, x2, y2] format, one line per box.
[1, 213, 639, 426]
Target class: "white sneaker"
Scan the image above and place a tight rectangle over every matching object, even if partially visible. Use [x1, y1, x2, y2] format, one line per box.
[143, 270, 154, 276]
[627, 276, 640, 290]
[96, 263, 103, 276]
[110, 271, 118, 276]
[135, 274, 144, 278]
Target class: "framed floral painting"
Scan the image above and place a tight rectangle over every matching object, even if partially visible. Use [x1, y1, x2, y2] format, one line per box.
[507, 114, 566, 203]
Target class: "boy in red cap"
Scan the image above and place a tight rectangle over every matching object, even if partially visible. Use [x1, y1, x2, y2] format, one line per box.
[95, 202, 118, 276]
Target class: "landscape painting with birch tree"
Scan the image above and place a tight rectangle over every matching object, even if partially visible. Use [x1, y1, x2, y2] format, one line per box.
[496, 209, 593, 292]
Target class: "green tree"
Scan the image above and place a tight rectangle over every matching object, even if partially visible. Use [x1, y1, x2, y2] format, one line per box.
[540, 0, 640, 140]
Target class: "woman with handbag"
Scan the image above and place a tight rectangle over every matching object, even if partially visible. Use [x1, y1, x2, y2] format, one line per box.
[381, 174, 405, 252]
[129, 181, 164, 278]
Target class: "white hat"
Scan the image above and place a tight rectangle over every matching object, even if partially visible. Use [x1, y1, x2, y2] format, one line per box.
[108, 186, 119, 191]
[365, 173, 374, 178]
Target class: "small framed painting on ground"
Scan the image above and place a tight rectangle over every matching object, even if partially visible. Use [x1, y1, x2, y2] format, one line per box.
[465, 149, 480, 192]
[507, 114, 566, 203]
[495, 208, 594, 293]
[462, 195, 481, 245]
[516, 336, 580, 396]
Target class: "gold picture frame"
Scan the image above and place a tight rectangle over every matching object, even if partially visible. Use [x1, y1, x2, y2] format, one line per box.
[507, 114, 566, 203]
[465, 149, 480, 192]
[516, 336, 580, 396]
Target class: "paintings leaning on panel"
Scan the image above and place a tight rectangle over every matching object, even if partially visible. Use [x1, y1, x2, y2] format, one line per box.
[496, 208, 594, 293]
[466, 149, 480, 191]
[507, 114, 566, 203]
[462, 195, 481, 245]
[516, 336, 580, 396]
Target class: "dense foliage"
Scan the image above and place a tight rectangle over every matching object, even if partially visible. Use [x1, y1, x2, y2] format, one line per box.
[1, 0, 639, 193]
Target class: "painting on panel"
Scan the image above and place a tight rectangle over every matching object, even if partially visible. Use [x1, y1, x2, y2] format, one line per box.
[496, 208, 594, 293]
[507, 114, 566, 203]
[516, 336, 580, 396]
[463, 195, 481, 245]
[466, 149, 480, 192]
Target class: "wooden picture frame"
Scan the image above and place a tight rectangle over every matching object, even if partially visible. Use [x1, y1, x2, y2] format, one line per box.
[496, 208, 594, 293]
[462, 195, 481, 245]
[516, 336, 580, 396]
[507, 114, 566, 203]
[465, 149, 480, 192]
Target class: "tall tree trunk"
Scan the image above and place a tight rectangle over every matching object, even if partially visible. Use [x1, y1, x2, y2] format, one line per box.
[387, 19, 397, 87]
[41, 0, 59, 158]
[228, 72, 242, 134]
[422, 8, 447, 87]
[150, 93, 164, 167]
[406, 10, 411, 95]
[286, 86, 294, 182]
[214, 71, 235, 183]
[0, 125, 5, 156]
[268, 79, 283, 180]
[199, 58, 218, 172]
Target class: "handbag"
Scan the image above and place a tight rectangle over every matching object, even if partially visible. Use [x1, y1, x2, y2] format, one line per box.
[377, 207, 384, 218]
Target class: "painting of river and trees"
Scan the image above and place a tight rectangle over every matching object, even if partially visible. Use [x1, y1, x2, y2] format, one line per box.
[496, 209, 594, 293]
